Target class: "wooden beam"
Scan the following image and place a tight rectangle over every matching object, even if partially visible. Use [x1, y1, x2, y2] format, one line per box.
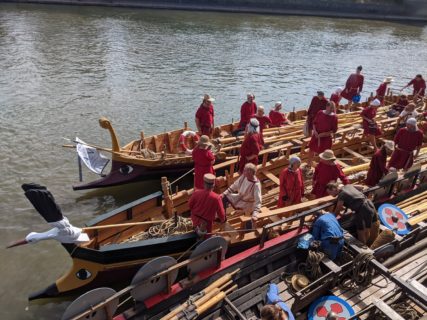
[343, 147, 370, 163]
[373, 300, 405, 320]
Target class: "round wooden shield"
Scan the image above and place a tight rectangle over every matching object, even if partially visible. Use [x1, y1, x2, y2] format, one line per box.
[308, 295, 355, 320]
[187, 236, 228, 276]
[130, 256, 178, 302]
[62, 287, 118, 320]
[378, 203, 410, 235]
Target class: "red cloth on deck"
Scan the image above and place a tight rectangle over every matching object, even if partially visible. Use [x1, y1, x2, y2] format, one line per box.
[195, 104, 214, 135]
[361, 106, 382, 136]
[192, 147, 215, 189]
[269, 110, 288, 127]
[308, 111, 338, 154]
[239, 101, 257, 128]
[278, 168, 304, 207]
[307, 96, 328, 131]
[388, 127, 423, 169]
[408, 78, 426, 96]
[312, 162, 349, 198]
[239, 132, 262, 173]
[365, 148, 388, 186]
[189, 189, 225, 233]
[341, 73, 364, 101]
[330, 93, 341, 106]
[376, 83, 388, 103]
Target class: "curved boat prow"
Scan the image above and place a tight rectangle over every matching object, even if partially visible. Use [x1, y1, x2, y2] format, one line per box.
[29, 283, 60, 301]
[99, 117, 121, 153]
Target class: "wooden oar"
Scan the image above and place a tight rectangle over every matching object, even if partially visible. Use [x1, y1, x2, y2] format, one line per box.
[82, 220, 167, 231]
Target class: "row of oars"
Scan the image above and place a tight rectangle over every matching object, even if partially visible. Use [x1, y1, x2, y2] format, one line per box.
[160, 269, 240, 320]
[396, 190, 427, 226]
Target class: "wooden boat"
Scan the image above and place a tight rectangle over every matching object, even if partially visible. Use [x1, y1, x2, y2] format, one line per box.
[68, 94, 401, 190]
[61, 183, 427, 320]
[12, 95, 421, 300]
[14, 126, 427, 302]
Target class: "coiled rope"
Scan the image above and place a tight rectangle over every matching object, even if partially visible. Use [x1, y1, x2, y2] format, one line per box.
[299, 250, 325, 280]
[372, 301, 419, 320]
[123, 216, 193, 243]
[340, 251, 376, 290]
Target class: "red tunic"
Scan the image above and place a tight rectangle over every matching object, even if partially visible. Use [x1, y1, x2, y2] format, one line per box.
[341, 73, 364, 101]
[392, 97, 409, 112]
[278, 168, 304, 208]
[239, 132, 262, 173]
[269, 110, 288, 127]
[408, 78, 426, 96]
[192, 147, 215, 189]
[308, 111, 338, 154]
[195, 104, 214, 135]
[365, 149, 388, 186]
[376, 83, 388, 103]
[388, 128, 423, 169]
[239, 101, 257, 128]
[312, 162, 349, 198]
[255, 115, 271, 144]
[361, 107, 382, 136]
[330, 93, 341, 106]
[307, 97, 328, 131]
[189, 189, 225, 233]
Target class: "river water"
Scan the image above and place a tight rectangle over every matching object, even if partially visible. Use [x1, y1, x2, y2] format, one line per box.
[0, 3, 426, 318]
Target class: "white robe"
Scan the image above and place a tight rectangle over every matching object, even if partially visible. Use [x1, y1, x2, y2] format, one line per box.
[223, 175, 262, 218]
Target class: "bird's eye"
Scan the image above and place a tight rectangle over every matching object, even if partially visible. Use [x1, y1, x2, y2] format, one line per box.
[76, 269, 92, 280]
[119, 165, 134, 175]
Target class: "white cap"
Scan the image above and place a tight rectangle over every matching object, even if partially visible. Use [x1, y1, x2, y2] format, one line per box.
[370, 99, 381, 107]
[249, 118, 259, 127]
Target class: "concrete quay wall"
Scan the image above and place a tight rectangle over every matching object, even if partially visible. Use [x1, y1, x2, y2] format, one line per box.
[2, 0, 427, 22]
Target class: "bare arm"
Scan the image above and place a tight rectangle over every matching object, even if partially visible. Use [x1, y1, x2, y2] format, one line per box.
[334, 200, 345, 216]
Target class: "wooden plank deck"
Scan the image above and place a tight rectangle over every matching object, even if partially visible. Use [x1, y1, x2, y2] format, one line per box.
[332, 248, 427, 318]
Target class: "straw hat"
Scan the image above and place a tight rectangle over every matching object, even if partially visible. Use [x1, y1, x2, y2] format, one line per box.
[383, 140, 394, 151]
[203, 173, 216, 184]
[319, 149, 336, 161]
[201, 94, 215, 102]
[291, 274, 309, 291]
[384, 76, 394, 83]
[198, 135, 211, 148]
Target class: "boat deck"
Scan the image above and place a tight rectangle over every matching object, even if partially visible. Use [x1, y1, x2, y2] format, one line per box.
[331, 248, 427, 319]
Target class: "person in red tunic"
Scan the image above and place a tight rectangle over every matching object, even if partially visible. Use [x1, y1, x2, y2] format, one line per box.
[269, 101, 291, 127]
[278, 156, 304, 209]
[239, 118, 262, 173]
[402, 74, 426, 101]
[360, 98, 382, 150]
[307, 101, 338, 167]
[189, 173, 226, 236]
[388, 118, 423, 170]
[365, 140, 395, 187]
[389, 94, 409, 116]
[255, 106, 271, 145]
[239, 93, 257, 130]
[306, 91, 328, 135]
[330, 87, 342, 107]
[192, 135, 215, 189]
[376, 76, 393, 105]
[341, 66, 364, 112]
[195, 94, 215, 137]
[312, 149, 349, 199]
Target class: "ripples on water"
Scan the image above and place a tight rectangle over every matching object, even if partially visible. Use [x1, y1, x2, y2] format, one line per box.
[0, 4, 426, 318]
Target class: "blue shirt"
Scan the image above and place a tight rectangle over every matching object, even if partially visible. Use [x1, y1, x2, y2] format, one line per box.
[312, 213, 343, 241]
[265, 283, 296, 320]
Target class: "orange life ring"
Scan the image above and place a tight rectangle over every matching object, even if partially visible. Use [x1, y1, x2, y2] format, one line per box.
[179, 130, 199, 154]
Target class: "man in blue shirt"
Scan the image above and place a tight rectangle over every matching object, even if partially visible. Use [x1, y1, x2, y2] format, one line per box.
[262, 283, 295, 320]
[311, 212, 344, 260]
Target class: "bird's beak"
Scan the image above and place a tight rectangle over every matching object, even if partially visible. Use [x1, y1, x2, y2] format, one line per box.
[6, 238, 28, 249]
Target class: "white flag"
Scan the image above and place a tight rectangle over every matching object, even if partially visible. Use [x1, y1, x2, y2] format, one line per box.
[75, 137, 109, 175]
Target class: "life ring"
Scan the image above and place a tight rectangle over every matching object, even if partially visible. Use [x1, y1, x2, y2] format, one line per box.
[179, 130, 199, 154]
